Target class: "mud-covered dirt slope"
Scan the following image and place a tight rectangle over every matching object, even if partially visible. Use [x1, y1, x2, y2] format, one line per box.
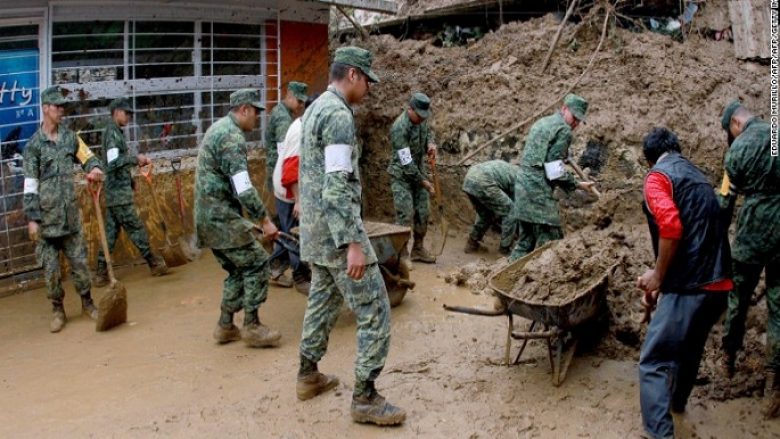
[353, 7, 767, 226]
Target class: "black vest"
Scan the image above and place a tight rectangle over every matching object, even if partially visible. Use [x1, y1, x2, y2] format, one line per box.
[643, 153, 731, 292]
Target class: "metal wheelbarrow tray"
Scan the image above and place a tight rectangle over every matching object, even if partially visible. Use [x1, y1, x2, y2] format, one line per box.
[364, 221, 415, 307]
[289, 221, 414, 307]
[446, 242, 619, 385]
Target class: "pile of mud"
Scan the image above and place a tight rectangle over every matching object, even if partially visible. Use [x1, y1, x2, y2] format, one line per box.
[353, 9, 767, 225]
[505, 234, 622, 305]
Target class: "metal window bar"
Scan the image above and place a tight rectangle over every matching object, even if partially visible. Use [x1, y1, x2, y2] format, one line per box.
[50, 18, 279, 154]
[0, 24, 42, 280]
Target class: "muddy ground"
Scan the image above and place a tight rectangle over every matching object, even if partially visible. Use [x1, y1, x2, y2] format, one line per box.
[0, 234, 778, 438]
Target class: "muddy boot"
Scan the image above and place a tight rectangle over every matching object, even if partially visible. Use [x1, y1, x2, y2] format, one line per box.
[213, 310, 241, 344]
[410, 233, 436, 264]
[765, 371, 780, 419]
[351, 381, 406, 426]
[270, 266, 293, 288]
[147, 255, 169, 277]
[296, 357, 339, 400]
[294, 280, 311, 296]
[50, 303, 67, 333]
[93, 262, 109, 288]
[720, 351, 736, 378]
[464, 237, 480, 254]
[241, 310, 281, 348]
[81, 295, 98, 320]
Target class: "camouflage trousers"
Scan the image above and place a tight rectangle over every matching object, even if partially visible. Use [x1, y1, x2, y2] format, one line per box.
[391, 178, 429, 237]
[97, 204, 153, 267]
[36, 231, 92, 304]
[211, 240, 270, 314]
[722, 258, 780, 371]
[465, 191, 517, 250]
[299, 263, 390, 382]
[509, 221, 563, 262]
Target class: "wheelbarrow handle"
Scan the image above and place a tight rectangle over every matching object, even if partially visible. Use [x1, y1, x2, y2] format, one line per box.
[170, 157, 181, 173]
[139, 162, 153, 183]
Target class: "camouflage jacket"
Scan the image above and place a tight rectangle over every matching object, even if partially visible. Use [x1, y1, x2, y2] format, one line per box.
[723, 117, 780, 264]
[23, 125, 102, 238]
[299, 86, 377, 268]
[513, 112, 579, 226]
[102, 121, 138, 207]
[264, 102, 294, 170]
[387, 111, 434, 184]
[194, 113, 267, 250]
[462, 159, 520, 199]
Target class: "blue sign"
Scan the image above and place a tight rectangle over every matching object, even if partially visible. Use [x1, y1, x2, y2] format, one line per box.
[0, 49, 39, 155]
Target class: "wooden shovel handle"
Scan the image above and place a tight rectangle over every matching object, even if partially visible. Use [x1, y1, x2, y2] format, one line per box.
[139, 162, 153, 184]
[88, 180, 117, 283]
[566, 159, 601, 197]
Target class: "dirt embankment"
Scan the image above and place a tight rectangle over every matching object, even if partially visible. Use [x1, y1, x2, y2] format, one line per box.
[352, 4, 770, 403]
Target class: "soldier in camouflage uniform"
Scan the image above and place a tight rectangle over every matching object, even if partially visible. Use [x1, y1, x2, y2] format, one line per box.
[296, 47, 406, 426]
[93, 97, 167, 287]
[717, 100, 780, 417]
[388, 92, 437, 264]
[462, 159, 521, 255]
[266, 81, 308, 286]
[509, 94, 595, 262]
[23, 86, 105, 333]
[194, 89, 281, 348]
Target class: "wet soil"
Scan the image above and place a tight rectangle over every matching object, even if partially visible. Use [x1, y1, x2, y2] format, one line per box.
[0, 233, 778, 438]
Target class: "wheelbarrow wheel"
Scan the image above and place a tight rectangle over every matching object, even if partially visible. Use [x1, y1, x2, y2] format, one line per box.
[386, 259, 410, 308]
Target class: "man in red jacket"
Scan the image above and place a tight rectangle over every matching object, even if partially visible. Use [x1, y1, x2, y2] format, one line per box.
[637, 127, 732, 439]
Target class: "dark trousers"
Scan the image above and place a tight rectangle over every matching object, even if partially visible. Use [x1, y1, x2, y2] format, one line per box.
[639, 291, 727, 438]
[269, 197, 308, 281]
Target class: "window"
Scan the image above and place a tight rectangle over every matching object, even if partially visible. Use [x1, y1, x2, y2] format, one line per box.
[52, 19, 279, 155]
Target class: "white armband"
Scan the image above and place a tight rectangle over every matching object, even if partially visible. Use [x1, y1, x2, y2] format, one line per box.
[231, 171, 253, 195]
[24, 178, 39, 194]
[324, 144, 353, 174]
[544, 160, 565, 181]
[397, 147, 413, 166]
[106, 148, 119, 163]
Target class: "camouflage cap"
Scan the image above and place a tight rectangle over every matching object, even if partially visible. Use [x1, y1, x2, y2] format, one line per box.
[230, 89, 265, 110]
[334, 46, 379, 83]
[287, 81, 309, 102]
[563, 93, 588, 121]
[40, 86, 67, 106]
[410, 92, 432, 119]
[721, 99, 742, 131]
[109, 97, 134, 113]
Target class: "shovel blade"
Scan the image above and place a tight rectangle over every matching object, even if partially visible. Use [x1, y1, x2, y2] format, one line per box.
[96, 282, 128, 332]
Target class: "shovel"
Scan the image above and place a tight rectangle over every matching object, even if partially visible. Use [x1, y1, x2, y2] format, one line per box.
[139, 163, 188, 268]
[170, 158, 201, 261]
[566, 158, 601, 198]
[89, 180, 128, 332]
[428, 155, 449, 257]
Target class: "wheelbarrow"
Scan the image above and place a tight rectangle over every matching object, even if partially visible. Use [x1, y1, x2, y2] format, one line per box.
[444, 242, 619, 386]
[288, 221, 415, 307]
[364, 221, 415, 307]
